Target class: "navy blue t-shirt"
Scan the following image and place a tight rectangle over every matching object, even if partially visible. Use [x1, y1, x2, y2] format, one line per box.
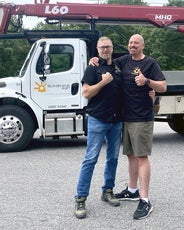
[81, 58, 123, 123]
[114, 54, 165, 122]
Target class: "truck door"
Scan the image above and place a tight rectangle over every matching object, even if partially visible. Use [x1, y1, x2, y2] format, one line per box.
[30, 39, 87, 110]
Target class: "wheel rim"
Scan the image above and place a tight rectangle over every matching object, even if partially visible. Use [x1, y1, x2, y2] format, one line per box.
[0, 115, 24, 144]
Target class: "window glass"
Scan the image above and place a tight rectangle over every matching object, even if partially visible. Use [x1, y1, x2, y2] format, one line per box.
[36, 44, 74, 75]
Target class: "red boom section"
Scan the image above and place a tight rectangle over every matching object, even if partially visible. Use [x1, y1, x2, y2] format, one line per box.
[0, 3, 13, 34]
[1, 2, 184, 34]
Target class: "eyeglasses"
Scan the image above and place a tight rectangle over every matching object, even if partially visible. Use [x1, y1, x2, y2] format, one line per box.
[97, 45, 113, 50]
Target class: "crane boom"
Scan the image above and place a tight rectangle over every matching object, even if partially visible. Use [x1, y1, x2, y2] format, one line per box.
[1, 2, 184, 34]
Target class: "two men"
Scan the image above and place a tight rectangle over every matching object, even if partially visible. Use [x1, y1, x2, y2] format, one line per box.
[74, 34, 167, 220]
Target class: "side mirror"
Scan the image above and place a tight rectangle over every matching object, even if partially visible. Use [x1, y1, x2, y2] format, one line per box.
[39, 42, 51, 81]
[44, 53, 51, 75]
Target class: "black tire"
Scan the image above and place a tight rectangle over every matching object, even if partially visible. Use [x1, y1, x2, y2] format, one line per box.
[168, 114, 184, 135]
[0, 105, 35, 152]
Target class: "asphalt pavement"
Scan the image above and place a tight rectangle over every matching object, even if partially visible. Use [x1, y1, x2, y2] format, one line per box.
[0, 122, 184, 230]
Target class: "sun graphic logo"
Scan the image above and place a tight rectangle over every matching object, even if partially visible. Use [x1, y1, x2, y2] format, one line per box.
[34, 82, 47, 92]
[132, 67, 140, 76]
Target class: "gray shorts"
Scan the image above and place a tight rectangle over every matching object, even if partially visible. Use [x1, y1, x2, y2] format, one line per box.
[123, 121, 154, 157]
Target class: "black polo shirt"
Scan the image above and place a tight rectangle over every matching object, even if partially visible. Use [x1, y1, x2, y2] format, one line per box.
[81, 58, 123, 123]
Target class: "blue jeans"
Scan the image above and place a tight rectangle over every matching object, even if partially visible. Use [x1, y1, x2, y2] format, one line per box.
[76, 115, 123, 198]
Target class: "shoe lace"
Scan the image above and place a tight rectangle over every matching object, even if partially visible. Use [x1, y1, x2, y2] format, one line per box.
[137, 199, 146, 210]
[105, 189, 116, 199]
[77, 201, 85, 210]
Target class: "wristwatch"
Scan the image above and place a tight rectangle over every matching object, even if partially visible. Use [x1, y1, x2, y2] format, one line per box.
[145, 78, 150, 86]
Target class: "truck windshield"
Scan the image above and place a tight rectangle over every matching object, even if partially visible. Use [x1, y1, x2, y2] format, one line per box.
[20, 42, 37, 77]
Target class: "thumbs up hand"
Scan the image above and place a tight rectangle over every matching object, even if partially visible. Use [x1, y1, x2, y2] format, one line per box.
[135, 69, 147, 86]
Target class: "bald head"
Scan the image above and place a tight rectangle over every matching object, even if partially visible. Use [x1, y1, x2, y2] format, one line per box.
[128, 34, 145, 60]
[129, 34, 145, 45]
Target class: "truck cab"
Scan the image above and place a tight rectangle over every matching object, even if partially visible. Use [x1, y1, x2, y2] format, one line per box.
[0, 37, 91, 152]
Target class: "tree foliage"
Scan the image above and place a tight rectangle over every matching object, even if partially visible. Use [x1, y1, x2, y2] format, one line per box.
[167, 0, 184, 6]
[0, 16, 31, 78]
[0, 39, 30, 78]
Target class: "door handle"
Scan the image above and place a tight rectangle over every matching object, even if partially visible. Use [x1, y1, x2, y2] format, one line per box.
[71, 83, 79, 95]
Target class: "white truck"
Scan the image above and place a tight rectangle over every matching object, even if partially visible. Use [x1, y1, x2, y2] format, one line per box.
[0, 1, 184, 152]
[0, 36, 90, 152]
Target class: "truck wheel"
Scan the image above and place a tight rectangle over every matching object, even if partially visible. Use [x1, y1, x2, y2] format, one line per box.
[0, 105, 35, 152]
[168, 114, 184, 135]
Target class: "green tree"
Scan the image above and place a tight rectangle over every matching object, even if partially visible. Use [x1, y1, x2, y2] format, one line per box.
[0, 39, 30, 78]
[167, 0, 184, 6]
[0, 16, 31, 78]
[166, 0, 184, 69]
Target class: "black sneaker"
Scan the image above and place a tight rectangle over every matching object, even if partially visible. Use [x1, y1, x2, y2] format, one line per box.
[115, 187, 140, 201]
[133, 199, 153, 220]
[74, 197, 87, 219]
[101, 188, 120, 207]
